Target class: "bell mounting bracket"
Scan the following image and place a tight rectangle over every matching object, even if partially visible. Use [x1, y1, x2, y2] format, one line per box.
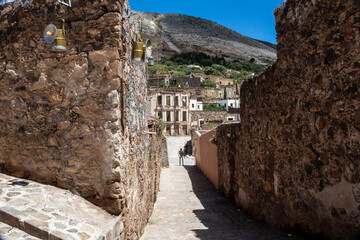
[58, 0, 71, 7]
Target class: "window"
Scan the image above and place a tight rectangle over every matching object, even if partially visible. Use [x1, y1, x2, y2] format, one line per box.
[182, 111, 187, 122]
[227, 117, 234, 121]
[166, 96, 171, 106]
[157, 96, 162, 106]
[158, 111, 163, 119]
[192, 104, 195, 108]
[199, 120, 204, 127]
[166, 125, 171, 135]
[166, 111, 171, 122]
[175, 110, 179, 121]
[175, 125, 179, 135]
[197, 105, 200, 109]
[175, 96, 179, 106]
[182, 96, 187, 107]
[182, 125, 188, 135]
[230, 103, 233, 107]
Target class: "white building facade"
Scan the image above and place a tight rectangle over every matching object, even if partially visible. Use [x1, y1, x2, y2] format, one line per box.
[189, 99, 203, 111]
[216, 99, 240, 111]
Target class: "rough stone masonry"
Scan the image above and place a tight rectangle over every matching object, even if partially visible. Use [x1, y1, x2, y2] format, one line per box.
[0, 0, 161, 238]
[217, 0, 360, 239]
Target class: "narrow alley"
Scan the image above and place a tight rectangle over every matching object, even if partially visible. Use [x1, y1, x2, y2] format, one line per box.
[141, 137, 303, 240]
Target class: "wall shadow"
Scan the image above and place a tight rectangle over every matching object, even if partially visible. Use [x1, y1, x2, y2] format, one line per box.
[183, 165, 304, 240]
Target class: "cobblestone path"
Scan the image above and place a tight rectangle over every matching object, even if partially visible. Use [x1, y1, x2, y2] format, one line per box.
[0, 173, 121, 240]
[141, 165, 303, 240]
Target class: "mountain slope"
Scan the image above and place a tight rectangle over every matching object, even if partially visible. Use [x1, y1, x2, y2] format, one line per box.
[132, 11, 277, 65]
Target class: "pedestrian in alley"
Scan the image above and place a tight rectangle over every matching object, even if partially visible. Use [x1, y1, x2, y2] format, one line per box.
[178, 148, 184, 166]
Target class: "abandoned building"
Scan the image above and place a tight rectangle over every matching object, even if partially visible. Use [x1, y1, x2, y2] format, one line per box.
[147, 74, 241, 135]
[148, 86, 241, 135]
[192, 73, 235, 86]
[148, 88, 191, 135]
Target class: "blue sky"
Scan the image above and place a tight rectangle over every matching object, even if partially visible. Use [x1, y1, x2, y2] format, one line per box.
[129, 0, 285, 44]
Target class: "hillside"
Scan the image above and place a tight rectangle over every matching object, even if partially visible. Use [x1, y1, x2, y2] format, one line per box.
[132, 11, 277, 65]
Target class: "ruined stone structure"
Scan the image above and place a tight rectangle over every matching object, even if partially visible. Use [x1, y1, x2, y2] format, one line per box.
[190, 111, 238, 131]
[199, 86, 237, 99]
[192, 73, 235, 87]
[216, 0, 360, 239]
[0, 0, 161, 238]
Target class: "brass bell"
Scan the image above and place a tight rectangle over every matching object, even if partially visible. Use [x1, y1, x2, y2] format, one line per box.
[132, 34, 145, 62]
[52, 18, 67, 52]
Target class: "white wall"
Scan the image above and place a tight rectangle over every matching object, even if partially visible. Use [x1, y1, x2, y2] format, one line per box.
[190, 99, 197, 111]
[217, 99, 240, 111]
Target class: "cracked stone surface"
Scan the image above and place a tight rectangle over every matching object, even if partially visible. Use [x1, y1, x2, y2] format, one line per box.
[141, 165, 303, 240]
[0, 174, 121, 240]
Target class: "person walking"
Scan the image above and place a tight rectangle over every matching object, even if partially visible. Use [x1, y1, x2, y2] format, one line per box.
[178, 148, 184, 166]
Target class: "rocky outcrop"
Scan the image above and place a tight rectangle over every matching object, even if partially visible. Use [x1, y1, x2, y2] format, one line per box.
[131, 11, 277, 64]
[217, 0, 360, 239]
[0, 0, 161, 238]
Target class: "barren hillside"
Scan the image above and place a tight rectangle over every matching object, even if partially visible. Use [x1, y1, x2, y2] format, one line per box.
[132, 11, 277, 65]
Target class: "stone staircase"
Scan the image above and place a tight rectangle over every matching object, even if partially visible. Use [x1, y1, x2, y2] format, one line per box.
[0, 174, 122, 240]
[0, 221, 40, 240]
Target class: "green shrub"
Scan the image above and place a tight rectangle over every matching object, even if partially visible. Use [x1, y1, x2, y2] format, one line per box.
[165, 60, 175, 66]
[200, 59, 213, 67]
[204, 66, 214, 75]
[212, 64, 227, 73]
[203, 104, 226, 111]
[172, 71, 187, 79]
[191, 67, 204, 74]
[212, 71, 221, 76]
[200, 79, 216, 88]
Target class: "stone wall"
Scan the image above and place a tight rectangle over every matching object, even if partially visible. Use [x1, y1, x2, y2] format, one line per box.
[217, 0, 360, 239]
[0, 0, 161, 238]
[190, 111, 236, 130]
[193, 130, 218, 189]
[161, 138, 169, 167]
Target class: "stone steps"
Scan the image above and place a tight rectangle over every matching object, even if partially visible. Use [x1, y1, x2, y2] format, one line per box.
[0, 221, 40, 240]
[0, 174, 122, 240]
